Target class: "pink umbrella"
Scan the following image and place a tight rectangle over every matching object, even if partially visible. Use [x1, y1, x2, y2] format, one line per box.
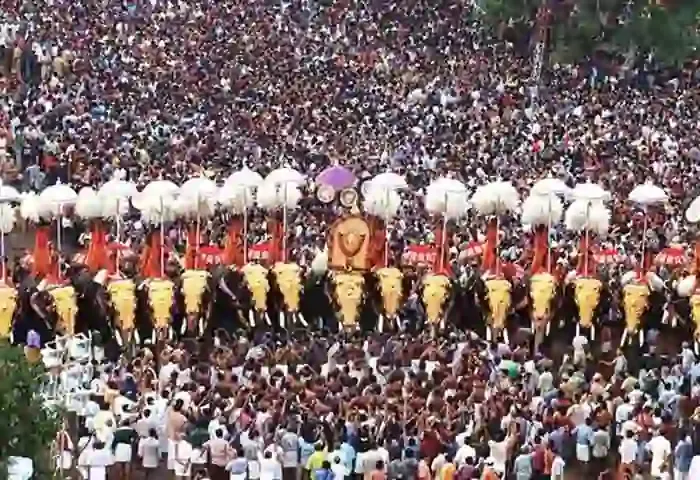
[316, 165, 356, 189]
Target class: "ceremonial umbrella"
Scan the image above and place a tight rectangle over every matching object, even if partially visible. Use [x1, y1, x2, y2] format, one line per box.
[316, 164, 356, 190]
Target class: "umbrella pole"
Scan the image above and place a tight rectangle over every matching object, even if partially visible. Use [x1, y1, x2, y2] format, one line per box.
[243, 190, 248, 264]
[441, 192, 448, 273]
[547, 194, 552, 273]
[195, 193, 200, 270]
[584, 203, 590, 278]
[641, 208, 648, 273]
[116, 199, 121, 277]
[160, 197, 165, 278]
[57, 209, 62, 281]
[384, 188, 390, 268]
[1, 229, 5, 284]
[282, 184, 288, 263]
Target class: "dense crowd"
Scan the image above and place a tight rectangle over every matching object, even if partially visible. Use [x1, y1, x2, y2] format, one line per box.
[1, 0, 699, 266]
[5, 0, 700, 479]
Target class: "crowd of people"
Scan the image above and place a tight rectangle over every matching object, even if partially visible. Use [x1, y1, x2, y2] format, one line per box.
[4, 0, 700, 479]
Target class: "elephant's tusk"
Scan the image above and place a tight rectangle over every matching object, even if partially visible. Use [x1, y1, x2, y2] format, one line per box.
[115, 330, 123, 347]
[503, 328, 509, 345]
[298, 312, 308, 327]
[486, 327, 491, 342]
[198, 318, 204, 336]
[265, 312, 271, 326]
[279, 311, 285, 329]
[168, 327, 174, 341]
[248, 310, 255, 327]
[620, 329, 628, 347]
[576, 322, 580, 338]
[378, 314, 384, 333]
[134, 329, 140, 345]
[180, 319, 187, 336]
[545, 321, 550, 337]
[639, 329, 644, 347]
[590, 325, 595, 341]
[151, 329, 156, 344]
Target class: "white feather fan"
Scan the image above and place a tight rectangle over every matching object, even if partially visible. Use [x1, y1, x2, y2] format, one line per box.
[20, 192, 41, 223]
[176, 193, 217, 218]
[137, 194, 179, 225]
[425, 178, 469, 220]
[364, 188, 401, 221]
[101, 196, 130, 219]
[564, 200, 610, 235]
[257, 180, 302, 210]
[219, 186, 256, 214]
[311, 248, 328, 275]
[0, 204, 16, 234]
[75, 187, 103, 219]
[521, 194, 563, 227]
[677, 275, 697, 297]
[471, 181, 520, 216]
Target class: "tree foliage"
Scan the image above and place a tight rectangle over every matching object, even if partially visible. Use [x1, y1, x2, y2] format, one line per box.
[0, 341, 62, 477]
[483, 0, 700, 66]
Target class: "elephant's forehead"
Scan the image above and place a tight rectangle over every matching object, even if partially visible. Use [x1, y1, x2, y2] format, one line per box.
[623, 284, 649, 296]
[485, 279, 510, 291]
[576, 278, 601, 289]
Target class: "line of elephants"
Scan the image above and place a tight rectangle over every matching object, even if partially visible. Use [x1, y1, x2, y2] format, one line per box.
[10, 262, 696, 355]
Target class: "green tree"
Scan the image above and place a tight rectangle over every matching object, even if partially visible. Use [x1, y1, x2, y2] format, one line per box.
[482, 0, 700, 66]
[0, 341, 62, 478]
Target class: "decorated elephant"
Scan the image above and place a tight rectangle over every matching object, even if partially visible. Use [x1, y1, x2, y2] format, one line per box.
[179, 269, 211, 336]
[270, 262, 307, 328]
[0, 281, 17, 341]
[420, 271, 452, 331]
[241, 263, 271, 327]
[105, 276, 137, 347]
[677, 273, 700, 352]
[374, 266, 405, 332]
[329, 271, 366, 330]
[618, 261, 665, 347]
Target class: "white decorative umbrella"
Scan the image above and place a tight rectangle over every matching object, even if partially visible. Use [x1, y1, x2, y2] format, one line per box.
[628, 181, 668, 206]
[38, 181, 78, 253]
[425, 177, 470, 272]
[365, 172, 408, 194]
[265, 167, 305, 186]
[133, 180, 180, 277]
[570, 182, 610, 202]
[179, 177, 218, 269]
[686, 196, 700, 223]
[530, 177, 570, 272]
[264, 168, 305, 262]
[225, 166, 264, 188]
[0, 180, 21, 203]
[98, 176, 137, 276]
[531, 177, 570, 197]
[221, 167, 265, 263]
[628, 181, 669, 270]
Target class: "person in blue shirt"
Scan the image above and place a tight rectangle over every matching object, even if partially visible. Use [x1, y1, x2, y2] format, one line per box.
[314, 460, 335, 480]
[674, 433, 693, 480]
[572, 417, 594, 469]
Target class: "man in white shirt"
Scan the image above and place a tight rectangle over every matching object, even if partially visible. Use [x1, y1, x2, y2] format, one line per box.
[87, 441, 113, 480]
[138, 428, 161, 473]
[647, 431, 671, 479]
[550, 451, 565, 480]
[572, 334, 588, 366]
[454, 442, 476, 467]
[259, 449, 282, 480]
[618, 430, 638, 475]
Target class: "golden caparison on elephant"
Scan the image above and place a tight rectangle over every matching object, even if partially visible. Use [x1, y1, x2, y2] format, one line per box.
[272, 262, 306, 328]
[421, 273, 451, 329]
[484, 278, 512, 342]
[572, 277, 602, 338]
[621, 283, 649, 347]
[181, 269, 210, 335]
[331, 272, 365, 330]
[529, 273, 556, 340]
[241, 263, 270, 327]
[375, 267, 403, 332]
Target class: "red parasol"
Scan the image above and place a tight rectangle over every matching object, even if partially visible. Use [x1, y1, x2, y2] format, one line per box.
[593, 248, 626, 265]
[655, 246, 687, 267]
